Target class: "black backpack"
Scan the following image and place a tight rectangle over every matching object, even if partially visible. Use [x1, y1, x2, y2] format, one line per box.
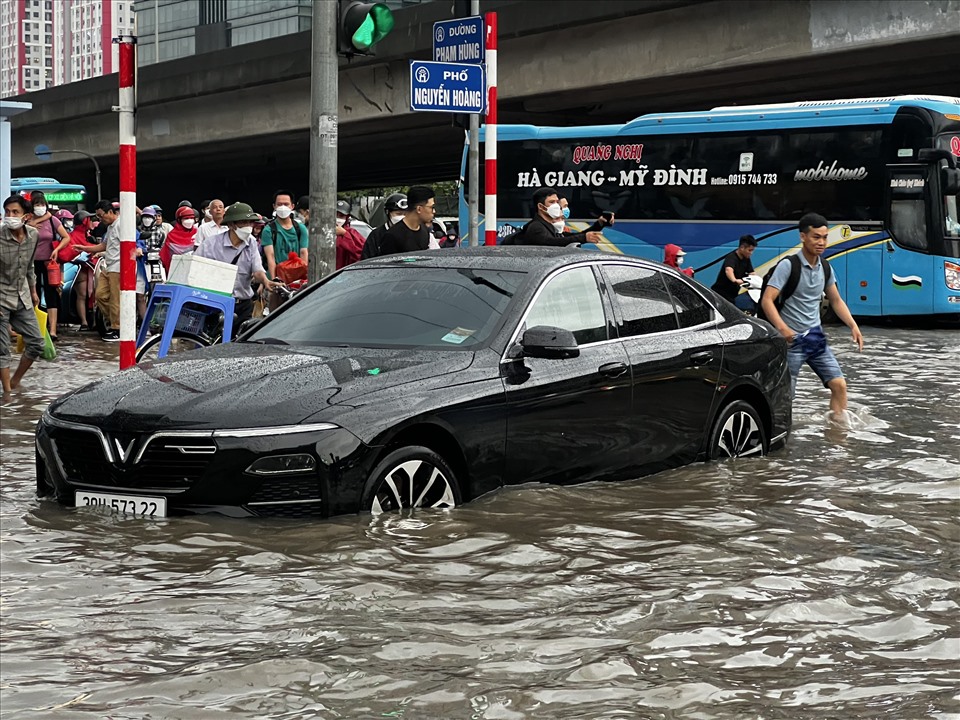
[756, 254, 832, 321]
[498, 222, 529, 246]
[268, 218, 305, 246]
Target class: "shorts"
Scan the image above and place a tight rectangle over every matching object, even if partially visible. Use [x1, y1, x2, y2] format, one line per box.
[786, 327, 843, 397]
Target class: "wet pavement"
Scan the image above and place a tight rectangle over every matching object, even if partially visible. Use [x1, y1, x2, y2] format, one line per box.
[1, 325, 958, 718]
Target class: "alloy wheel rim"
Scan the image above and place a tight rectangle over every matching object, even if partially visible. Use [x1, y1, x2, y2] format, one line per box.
[717, 411, 763, 458]
[372, 459, 457, 514]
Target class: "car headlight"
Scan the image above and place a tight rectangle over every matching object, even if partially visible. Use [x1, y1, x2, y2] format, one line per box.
[246, 454, 317, 476]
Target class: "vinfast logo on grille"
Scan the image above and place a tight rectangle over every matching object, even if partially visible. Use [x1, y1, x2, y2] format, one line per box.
[794, 161, 868, 182]
[892, 274, 923, 289]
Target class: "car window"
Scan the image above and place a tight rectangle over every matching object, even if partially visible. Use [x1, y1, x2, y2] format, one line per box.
[602, 264, 678, 337]
[662, 274, 715, 328]
[248, 267, 526, 348]
[524, 266, 607, 345]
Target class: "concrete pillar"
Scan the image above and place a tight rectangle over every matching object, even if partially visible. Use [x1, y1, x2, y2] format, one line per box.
[0, 101, 33, 200]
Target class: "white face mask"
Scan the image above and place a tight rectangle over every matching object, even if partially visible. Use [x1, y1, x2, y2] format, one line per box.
[335, 217, 346, 227]
[234, 226, 254, 242]
[64, 221, 74, 231]
[677, 256, 685, 265]
[274, 205, 293, 219]
[181, 218, 195, 229]
[545, 203, 563, 220]
[552, 219, 566, 231]
[389, 213, 404, 225]
[2, 216, 24, 230]
[142, 217, 155, 227]
[33, 206, 47, 217]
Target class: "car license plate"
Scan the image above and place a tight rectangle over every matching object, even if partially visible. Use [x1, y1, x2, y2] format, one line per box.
[75, 491, 167, 518]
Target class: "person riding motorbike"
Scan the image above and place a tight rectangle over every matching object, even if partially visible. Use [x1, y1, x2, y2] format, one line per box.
[159, 206, 198, 273]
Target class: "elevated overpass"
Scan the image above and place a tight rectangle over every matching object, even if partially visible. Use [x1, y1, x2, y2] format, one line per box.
[8, 0, 960, 210]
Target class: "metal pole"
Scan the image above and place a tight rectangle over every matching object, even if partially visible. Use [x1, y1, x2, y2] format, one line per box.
[467, 0, 479, 246]
[308, 0, 338, 284]
[483, 11, 497, 246]
[116, 35, 137, 370]
[34, 149, 102, 202]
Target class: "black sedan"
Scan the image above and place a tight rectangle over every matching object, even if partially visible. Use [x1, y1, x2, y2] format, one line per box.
[36, 248, 791, 519]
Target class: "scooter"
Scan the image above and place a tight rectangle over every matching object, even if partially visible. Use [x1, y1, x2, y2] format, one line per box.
[143, 229, 166, 285]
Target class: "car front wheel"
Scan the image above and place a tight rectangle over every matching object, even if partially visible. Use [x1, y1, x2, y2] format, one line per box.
[708, 400, 767, 460]
[363, 446, 461, 515]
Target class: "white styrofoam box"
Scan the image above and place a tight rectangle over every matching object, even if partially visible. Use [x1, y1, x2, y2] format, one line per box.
[168, 253, 238, 296]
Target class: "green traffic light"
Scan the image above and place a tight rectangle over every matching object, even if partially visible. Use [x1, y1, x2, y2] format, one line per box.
[350, 4, 395, 50]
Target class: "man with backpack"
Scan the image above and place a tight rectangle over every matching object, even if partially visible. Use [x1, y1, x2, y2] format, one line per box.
[760, 212, 863, 414]
[261, 190, 308, 280]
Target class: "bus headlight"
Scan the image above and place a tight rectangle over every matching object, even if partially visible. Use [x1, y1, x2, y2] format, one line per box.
[946, 261, 960, 291]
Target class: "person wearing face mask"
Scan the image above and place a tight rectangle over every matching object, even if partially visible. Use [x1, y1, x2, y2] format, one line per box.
[25, 191, 71, 340]
[63, 211, 99, 330]
[361, 192, 407, 260]
[295, 196, 310, 225]
[159, 206, 199, 274]
[261, 189, 308, 280]
[503, 188, 605, 247]
[334, 199, 366, 269]
[663, 243, 695, 278]
[194, 202, 277, 330]
[1, 195, 45, 402]
[377, 187, 437, 257]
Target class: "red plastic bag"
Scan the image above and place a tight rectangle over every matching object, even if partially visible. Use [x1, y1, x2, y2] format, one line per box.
[275, 251, 307, 285]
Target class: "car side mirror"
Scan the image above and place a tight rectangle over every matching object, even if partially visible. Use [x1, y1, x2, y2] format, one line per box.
[520, 325, 580, 359]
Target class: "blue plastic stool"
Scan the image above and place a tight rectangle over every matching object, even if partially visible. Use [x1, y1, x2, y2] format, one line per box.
[137, 284, 235, 358]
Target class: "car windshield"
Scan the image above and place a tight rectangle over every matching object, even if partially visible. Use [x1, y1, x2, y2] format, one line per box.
[248, 266, 527, 348]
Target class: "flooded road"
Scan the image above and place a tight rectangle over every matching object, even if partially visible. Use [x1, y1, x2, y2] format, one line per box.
[1, 326, 958, 718]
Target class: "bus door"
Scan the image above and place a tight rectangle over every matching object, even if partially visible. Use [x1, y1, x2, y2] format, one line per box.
[883, 164, 937, 316]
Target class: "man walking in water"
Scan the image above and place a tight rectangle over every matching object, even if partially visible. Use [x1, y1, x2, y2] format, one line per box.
[760, 212, 864, 414]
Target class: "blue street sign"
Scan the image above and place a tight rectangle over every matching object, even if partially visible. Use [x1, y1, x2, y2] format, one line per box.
[410, 60, 486, 114]
[433, 16, 484, 64]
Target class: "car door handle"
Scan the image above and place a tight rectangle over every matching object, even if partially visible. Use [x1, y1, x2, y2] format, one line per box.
[598, 361, 628, 378]
[690, 351, 713, 366]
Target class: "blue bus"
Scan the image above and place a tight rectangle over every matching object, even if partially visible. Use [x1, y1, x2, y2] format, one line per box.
[11, 177, 88, 212]
[462, 95, 960, 320]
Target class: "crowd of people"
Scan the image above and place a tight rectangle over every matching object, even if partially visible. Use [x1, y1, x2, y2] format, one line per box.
[2, 183, 862, 412]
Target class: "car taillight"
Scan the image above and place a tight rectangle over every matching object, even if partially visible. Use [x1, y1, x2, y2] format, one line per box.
[946, 261, 960, 290]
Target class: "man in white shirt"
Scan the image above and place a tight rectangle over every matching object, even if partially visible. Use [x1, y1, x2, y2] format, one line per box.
[196, 198, 226, 242]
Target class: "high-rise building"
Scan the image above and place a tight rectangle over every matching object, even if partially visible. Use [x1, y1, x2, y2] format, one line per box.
[0, 0, 135, 98]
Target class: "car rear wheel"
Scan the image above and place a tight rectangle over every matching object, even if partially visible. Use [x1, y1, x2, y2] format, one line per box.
[364, 446, 461, 515]
[708, 400, 767, 459]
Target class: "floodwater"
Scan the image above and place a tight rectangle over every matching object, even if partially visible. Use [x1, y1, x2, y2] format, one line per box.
[1, 327, 958, 719]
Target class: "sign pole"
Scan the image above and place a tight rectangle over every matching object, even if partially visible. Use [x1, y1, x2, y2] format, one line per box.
[467, 0, 480, 246]
[308, 0, 338, 284]
[116, 35, 137, 370]
[483, 12, 497, 246]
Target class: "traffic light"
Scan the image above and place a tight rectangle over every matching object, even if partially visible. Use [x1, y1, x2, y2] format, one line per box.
[339, 1, 395, 56]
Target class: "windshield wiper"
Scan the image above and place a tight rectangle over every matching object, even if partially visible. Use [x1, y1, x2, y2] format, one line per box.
[247, 337, 290, 345]
[459, 269, 514, 298]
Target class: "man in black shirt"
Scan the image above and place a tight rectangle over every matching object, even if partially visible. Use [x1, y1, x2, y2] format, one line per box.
[378, 186, 435, 256]
[504, 187, 608, 247]
[712, 234, 758, 310]
[361, 192, 407, 259]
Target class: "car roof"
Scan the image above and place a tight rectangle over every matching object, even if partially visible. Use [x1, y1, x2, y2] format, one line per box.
[349, 247, 664, 275]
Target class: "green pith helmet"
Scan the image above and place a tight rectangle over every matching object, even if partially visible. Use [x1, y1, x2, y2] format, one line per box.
[222, 202, 260, 223]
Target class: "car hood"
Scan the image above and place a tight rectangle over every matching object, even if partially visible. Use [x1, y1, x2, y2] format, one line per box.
[48, 343, 476, 431]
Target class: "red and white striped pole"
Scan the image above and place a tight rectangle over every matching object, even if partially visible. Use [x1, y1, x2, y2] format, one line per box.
[483, 12, 497, 246]
[116, 35, 137, 370]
